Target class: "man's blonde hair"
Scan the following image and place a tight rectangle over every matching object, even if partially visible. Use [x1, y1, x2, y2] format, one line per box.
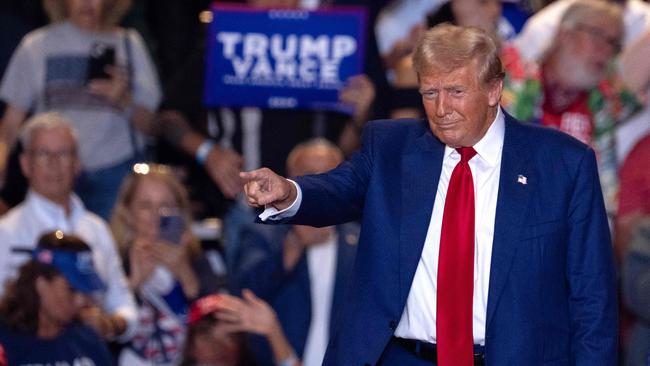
[412, 23, 504, 86]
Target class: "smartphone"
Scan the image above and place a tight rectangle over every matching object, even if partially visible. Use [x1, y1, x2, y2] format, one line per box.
[159, 210, 184, 245]
[87, 43, 115, 81]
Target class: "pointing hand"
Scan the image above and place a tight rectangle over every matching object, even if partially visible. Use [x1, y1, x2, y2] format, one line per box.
[240, 168, 296, 210]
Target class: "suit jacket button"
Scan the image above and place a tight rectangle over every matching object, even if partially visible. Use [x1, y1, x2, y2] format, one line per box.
[389, 320, 397, 330]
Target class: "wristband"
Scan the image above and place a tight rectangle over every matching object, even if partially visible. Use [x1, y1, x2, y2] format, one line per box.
[195, 140, 215, 165]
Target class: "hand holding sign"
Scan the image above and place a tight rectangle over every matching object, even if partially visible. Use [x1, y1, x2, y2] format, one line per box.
[339, 74, 376, 121]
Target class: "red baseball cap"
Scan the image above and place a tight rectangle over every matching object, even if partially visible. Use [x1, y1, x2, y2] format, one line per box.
[188, 294, 222, 325]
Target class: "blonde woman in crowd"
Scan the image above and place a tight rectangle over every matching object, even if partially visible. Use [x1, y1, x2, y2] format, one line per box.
[110, 164, 226, 365]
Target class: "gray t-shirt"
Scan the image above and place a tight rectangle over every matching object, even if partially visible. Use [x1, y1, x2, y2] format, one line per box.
[0, 21, 161, 170]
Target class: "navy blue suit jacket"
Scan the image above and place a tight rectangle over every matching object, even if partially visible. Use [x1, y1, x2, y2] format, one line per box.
[286, 113, 617, 365]
[233, 223, 358, 365]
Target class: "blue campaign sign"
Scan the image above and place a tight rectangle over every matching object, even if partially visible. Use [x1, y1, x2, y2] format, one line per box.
[204, 4, 367, 112]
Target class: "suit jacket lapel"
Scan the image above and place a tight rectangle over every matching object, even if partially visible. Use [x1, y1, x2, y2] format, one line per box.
[399, 128, 445, 304]
[486, 115, 533, 329]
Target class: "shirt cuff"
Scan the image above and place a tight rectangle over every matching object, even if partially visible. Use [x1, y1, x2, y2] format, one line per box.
[258, 180, 302, 221]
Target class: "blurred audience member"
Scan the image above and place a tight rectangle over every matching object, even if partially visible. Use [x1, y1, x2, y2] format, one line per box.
[233, 139, 357, 366]
[0, 0, 161, 219]
[181, 291, 299, 366]
[617, 132, 650, 259]
[500, 0, 638, 221]
[514, 0, 650, 62]
[620, 27, 650, 159]
[622, 219, 650, 366]
[0, 232, 113, 365]
[0, 112, 137, 341]
[110, 163, 227, 365]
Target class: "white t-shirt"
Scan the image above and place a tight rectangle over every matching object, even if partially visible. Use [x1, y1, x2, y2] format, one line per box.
[0, 21, 161, 170]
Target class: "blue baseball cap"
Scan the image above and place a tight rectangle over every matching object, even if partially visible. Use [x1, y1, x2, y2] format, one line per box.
[32, 248, 106, 294]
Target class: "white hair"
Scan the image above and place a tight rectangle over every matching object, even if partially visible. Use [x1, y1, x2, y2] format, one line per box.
[19, 112, 78, 150]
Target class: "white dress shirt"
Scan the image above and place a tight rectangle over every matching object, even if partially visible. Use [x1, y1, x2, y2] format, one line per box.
[261, 108, 505, 345]
[303, 234, 338, 366]
[0, 190, 138, 341]
[394, 108, 505, 345]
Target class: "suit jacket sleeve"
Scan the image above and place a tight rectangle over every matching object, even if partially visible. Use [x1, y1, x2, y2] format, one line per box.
[292, 124, 375, 227]
[567, 148, 618, 364]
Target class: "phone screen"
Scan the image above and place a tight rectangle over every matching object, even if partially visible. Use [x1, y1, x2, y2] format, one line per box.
[87, 43, 115, 81]
[159, 211, 184, 245]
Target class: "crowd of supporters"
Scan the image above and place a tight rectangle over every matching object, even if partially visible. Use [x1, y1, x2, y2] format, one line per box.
[0, 0, 649, 365]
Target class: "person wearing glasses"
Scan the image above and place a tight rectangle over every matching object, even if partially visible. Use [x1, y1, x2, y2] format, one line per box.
[0, 112, 137, 342]
[500, 0, 640, 223]
[110, 163, 227, 366]
[0, 0, 161, 220]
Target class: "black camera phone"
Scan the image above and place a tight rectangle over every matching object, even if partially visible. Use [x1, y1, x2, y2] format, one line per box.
[159, 209, 184, 245]
[87, 43, 115, 81]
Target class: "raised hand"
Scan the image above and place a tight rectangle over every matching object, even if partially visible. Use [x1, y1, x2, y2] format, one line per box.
[205, 145, 243, 199]
[339, 74, 376, 122]
[240, 168, 296, 210]
[213, 290, 280, 337]
[128, 238, 157, 290]
[88, 65, 131, 108]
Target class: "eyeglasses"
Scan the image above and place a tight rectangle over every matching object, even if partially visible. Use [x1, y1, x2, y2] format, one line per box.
[575, 23, 622, 53]
[27, 148, 76, 165]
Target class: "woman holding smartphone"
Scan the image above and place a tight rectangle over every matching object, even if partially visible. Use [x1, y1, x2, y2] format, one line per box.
[110, 163, 226, 366]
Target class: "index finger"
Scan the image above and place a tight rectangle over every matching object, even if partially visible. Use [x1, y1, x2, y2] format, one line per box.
[239, 169, 268, 183]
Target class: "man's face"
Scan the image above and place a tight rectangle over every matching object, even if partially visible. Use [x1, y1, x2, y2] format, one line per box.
[420, 62, 502, 148]
[20, 128, 80, 205]
[557, 17, 622, 89]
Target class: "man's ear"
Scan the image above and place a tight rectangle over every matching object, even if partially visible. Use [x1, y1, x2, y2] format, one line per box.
[488, 78, 504, 107]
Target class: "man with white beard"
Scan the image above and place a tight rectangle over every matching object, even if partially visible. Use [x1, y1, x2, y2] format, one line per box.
[500, 0, 638, 222]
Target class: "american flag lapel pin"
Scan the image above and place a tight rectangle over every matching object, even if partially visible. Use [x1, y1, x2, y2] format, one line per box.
[517, 174, 527, 185]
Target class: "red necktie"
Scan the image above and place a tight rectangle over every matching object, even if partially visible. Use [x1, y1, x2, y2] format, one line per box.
[437, 147, 477, 366]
